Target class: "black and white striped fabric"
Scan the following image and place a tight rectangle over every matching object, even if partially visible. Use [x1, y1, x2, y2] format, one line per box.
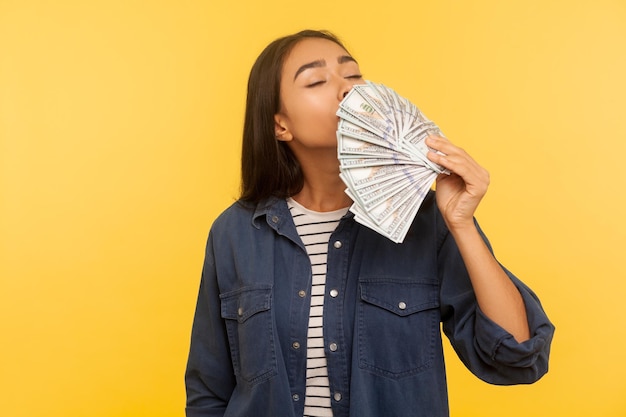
[287, 198, 348, 417]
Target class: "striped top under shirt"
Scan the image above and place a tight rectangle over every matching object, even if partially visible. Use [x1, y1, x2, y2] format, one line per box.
[287, 197, 349, 417]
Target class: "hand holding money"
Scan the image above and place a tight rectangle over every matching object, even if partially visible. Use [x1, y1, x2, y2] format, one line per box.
[425, 136, 490, 231]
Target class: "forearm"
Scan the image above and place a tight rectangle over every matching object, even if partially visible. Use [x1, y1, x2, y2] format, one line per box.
[449, 223, 530, 343]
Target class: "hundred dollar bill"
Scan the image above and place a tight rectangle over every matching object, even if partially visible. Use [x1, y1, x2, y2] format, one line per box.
[380, 177, 432, 232]
[369, 82, 397, 113]
[340, 155, 425, 169]
[354, 175, 414, 211]
[379, 83, 409, 134]
[337, 133, 413, 161]
[352, 83, 393, 118]
[364, 183, 416, 223]
[338, 88, 395, 138]
[338, 119, 397, 149]
[343, 164, 435, 241]
[352, 82, 400, 135]
[337, 108, 399, 149]
[339, 164, 422, 190]
[353, 166, 434, 208]
[388, 186, 431, 242]
[403, 129, 447, 174]
[350, 198, 415, 243]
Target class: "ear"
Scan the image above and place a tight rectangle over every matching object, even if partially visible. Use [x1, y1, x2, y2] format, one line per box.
[274, 114, 293, 142]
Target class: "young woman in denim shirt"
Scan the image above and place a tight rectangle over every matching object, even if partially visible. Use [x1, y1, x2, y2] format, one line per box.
[185, 30, 555, 417]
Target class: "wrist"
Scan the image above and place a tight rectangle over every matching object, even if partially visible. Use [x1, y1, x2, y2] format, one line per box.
[446, 219, 479, 240]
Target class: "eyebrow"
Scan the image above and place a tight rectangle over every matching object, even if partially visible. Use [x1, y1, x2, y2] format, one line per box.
[293, 55, 358, 81]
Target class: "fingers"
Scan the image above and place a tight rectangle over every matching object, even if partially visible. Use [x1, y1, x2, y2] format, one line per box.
[425, 136, 490, 196]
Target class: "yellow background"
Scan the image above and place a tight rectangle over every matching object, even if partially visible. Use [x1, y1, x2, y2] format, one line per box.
[1, 0, 625, 416]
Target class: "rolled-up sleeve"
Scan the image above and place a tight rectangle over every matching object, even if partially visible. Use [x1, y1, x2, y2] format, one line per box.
[438, 219, 555, 385]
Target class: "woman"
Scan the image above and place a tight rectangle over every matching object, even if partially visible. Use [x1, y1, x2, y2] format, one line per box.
[185, 30, 554, 417]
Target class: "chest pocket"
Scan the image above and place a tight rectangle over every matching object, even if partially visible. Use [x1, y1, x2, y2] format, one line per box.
[358, 279, 440, 379]
[220, 285, 277, 384]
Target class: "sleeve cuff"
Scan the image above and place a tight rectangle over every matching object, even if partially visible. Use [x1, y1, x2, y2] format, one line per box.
[474, 306, 552, 368]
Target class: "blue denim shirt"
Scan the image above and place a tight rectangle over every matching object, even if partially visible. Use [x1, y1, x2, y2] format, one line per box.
[185, 192, 554, 417]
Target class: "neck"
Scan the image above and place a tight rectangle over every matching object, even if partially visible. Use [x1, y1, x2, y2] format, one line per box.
[291, 150, 352, 212]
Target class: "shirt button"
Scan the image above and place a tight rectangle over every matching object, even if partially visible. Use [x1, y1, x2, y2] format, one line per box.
[329, 289, 339, 298]
[333, 240, 342, 249]
[398, 301, 407, 310]
[237, 307, 243, 316]
[298, 290, 306, 298]
[292, 341, 300, 350]
[329, 342, 338, 352]
[271, 215, 279, 223]
[334, 392, 342, 402]
[292, 393, 300, 401]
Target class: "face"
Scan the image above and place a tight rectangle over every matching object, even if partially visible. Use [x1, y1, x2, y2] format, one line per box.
[274, 37, 364, 151]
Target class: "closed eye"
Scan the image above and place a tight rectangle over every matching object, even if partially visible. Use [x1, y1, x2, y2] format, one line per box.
[306, 80, 325, 88]
[306, 74, 362, 87]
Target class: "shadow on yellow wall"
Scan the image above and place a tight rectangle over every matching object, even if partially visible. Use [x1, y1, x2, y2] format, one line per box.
[1, 1, 625, 416]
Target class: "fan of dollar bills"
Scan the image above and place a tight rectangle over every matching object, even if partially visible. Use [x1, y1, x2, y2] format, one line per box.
[336, 81, 448, 243]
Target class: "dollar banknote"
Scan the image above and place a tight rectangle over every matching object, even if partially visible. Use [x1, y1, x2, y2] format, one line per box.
[337, 81, 448, 243]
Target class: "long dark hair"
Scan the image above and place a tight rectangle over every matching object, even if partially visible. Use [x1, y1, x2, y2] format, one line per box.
[240, 30, 350, 203]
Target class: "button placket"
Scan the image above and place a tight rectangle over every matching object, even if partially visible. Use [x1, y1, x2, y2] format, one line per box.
[326, 229, 350, 412]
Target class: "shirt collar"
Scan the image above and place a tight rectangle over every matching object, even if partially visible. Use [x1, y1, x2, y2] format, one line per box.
[250, 196, 355, 229]
[251, 196, 288, 230]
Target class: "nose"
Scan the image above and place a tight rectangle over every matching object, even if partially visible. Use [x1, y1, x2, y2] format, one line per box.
[338, 79, 353, 101]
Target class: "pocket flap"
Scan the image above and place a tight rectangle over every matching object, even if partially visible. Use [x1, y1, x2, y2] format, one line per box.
[360, 280, 439, 317]
[220, 285, 272, 323]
